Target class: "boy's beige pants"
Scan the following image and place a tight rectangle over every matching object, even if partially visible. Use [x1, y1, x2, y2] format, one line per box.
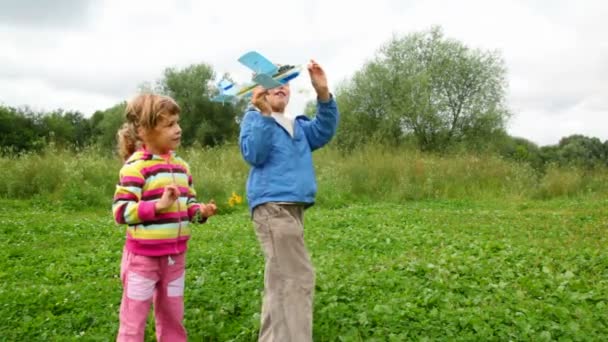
[252, 202, 315, 342]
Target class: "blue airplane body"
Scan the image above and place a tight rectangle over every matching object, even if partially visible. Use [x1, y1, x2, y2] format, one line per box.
[211, 51, 302, 103]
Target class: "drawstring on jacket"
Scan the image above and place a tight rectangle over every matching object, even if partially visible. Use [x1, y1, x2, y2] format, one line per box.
[164, 154, 183, 257]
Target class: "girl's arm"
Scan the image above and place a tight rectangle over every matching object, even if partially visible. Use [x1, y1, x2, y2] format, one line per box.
[185, 173, 203, 222]
[112, 164, 158, 225]
[185, 167, 216, 223]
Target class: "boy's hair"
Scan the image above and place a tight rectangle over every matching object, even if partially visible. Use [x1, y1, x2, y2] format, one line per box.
[117, 93, 181, 161]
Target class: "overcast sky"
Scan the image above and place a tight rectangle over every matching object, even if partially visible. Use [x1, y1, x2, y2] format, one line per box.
[1, 0, 606, 146]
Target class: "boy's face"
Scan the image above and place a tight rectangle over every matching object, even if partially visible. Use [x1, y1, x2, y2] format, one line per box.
[266, 84, 290, 113]
[141, 114, 182, 154]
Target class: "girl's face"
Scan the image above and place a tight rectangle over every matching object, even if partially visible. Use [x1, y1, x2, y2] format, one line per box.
[140, 114, 182, 155]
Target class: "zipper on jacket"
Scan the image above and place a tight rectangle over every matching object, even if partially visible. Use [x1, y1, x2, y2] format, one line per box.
[165, 155, 182, 254]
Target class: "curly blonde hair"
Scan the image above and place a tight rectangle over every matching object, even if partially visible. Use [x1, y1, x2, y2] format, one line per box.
[116, 93, 181, 161]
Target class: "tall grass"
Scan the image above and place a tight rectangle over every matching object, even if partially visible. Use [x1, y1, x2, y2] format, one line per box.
[0, 145, 120, 209]
[313, 145, 608, 205]
[1, 144, 606, 211]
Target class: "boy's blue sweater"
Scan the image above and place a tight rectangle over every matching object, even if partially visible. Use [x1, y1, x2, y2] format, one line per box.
[239, 97, 339, 211]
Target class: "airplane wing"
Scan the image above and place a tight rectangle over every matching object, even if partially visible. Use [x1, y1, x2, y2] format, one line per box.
[211, 51, 303, 103]
[253, 73, 283, 89]
[238, 51, 278, 76]
[211, 79, 256, 103]
[274, 65, 302, 84]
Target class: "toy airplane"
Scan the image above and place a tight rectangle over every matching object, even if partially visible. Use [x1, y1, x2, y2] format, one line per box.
[212, 51, 302, 103]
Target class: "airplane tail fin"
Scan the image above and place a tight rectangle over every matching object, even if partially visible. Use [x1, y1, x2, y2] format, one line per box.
[211, 79, 237, 103]
[217, 79, 234, 91]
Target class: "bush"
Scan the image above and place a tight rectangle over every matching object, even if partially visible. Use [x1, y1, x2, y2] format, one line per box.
[1, 144, 607, 211]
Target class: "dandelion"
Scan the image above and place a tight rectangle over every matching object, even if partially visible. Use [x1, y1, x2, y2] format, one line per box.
[228, 191, 243, 207]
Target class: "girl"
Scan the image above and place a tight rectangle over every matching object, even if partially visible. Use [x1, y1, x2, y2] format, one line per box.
[112, 93, 216, 341]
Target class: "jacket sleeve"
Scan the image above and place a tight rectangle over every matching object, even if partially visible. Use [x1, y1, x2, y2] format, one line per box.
[299, 95, 340, 151]
[184, 165, 207, 224]
[112, 163, 157, 225]
[239, 110, 276, 166]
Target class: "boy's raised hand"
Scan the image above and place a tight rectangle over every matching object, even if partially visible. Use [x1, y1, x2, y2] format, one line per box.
[307, 59, 330, 101]
[251, 86, 272, 116]
[155, 184, 180, 212]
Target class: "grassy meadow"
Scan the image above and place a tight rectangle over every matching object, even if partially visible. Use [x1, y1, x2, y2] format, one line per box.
[0, 145, 606, 340]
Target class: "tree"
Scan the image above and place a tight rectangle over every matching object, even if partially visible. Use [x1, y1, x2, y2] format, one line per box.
[1, 106, 97, 152]
[536, 134, 608, 169]
[498, 135, 543, 169]
[155, 63, 243, 147]
[303, 100, 317, 118]
[556, 135, 606, 168]
[40, 109, 93, 147]
[336, 26, 510, 151]
[0, 106, 44, 153]
[93, 102, 127, 150]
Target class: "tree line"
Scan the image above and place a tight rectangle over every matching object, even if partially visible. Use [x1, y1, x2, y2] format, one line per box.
[1, 26, 606, 169]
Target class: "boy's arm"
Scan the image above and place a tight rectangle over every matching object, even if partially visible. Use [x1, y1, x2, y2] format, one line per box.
[239, 109, 275, 166]
[300, 59, 340, 151]
[112, 164, 157, 225]
[300, 96, 340, 151]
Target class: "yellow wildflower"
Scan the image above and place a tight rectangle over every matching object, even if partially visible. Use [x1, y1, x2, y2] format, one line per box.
[228, 192, 243, 207]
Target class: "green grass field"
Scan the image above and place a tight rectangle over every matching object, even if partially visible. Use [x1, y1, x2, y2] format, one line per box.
[1, 197, 606, 341]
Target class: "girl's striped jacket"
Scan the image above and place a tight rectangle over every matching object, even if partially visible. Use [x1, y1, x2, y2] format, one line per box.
[112, 149, 205, 256]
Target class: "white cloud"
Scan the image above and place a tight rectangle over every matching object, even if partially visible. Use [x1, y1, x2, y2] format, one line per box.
[0, 0, 94, 28]
[0, 0, 606, 145]
[0, 77, 117, 114]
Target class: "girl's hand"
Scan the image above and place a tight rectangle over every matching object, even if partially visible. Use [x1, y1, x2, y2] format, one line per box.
[200, 200, 218, 218]
[155, 185, 180, 212]
[307, 59, 330, 101]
